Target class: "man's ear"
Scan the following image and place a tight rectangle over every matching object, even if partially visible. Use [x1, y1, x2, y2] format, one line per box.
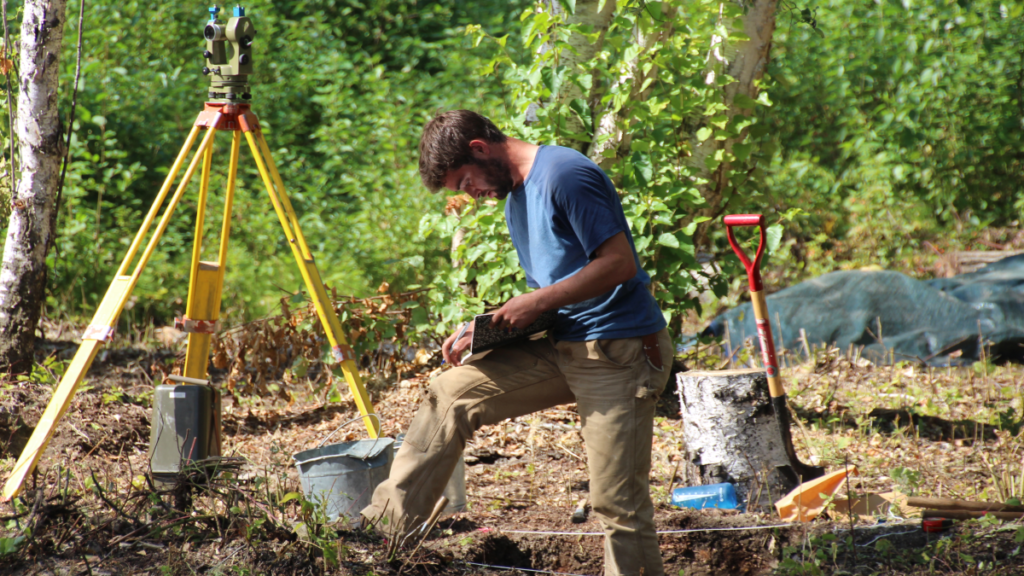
[468, 139, 491, 159]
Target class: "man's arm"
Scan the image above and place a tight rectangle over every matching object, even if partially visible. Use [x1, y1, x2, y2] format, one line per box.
[444, 231, 635, 366]
[490, 231, 637, 330]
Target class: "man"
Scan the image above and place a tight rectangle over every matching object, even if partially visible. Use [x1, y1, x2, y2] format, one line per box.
[361, 110, 671, 576]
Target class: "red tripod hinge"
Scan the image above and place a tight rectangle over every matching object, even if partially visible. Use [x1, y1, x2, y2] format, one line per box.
[194, 102, 261, 132]
[174, 317, 220, 334]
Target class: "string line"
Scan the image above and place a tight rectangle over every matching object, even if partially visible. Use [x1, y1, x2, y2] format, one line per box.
[463, 561, 594, 576]
[498, 522, 795, 536]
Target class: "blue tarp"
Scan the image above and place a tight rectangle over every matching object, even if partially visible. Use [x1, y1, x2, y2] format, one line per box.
[705, 254, 1024, 366]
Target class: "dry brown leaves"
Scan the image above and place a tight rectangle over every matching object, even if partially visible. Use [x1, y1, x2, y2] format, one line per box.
[444, 194, 474, 217]
[201, 287, 433, 401]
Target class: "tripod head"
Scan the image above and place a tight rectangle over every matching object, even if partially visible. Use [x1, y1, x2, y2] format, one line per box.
[202, 5, 255, 103]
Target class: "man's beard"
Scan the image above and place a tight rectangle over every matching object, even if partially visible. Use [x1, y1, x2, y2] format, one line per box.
[471, 157, 515, 200]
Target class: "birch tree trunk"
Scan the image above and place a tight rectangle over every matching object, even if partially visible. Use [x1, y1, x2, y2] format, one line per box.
[558, 0, 615, 149]
[588, 15, 673, 168]
[530, 0, 616, 152]
[574, 0, 777, 244]
[0, 0, 68, 372]
[689, 0, 777, 248]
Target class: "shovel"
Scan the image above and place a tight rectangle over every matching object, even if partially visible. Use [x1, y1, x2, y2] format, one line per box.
[724, 214, 825, 486]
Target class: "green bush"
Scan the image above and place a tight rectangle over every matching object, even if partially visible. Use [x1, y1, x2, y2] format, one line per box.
[765, 0, 1024, 271]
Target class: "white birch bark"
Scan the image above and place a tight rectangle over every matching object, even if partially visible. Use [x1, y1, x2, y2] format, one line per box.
[588, 17, 672, 167]
[0, 0, 68, 371]
[558, 0, 617, 75]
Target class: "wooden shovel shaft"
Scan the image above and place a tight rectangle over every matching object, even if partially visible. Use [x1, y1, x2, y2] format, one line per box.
[751, 286, 825, 481]
[726, 213, 824, 484]
[750, 289, 785, 398]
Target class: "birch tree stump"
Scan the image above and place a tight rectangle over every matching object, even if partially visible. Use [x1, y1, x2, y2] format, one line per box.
[676, 368, 796, 509]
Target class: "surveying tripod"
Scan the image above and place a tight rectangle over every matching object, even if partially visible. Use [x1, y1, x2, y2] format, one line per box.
[2, 5, 377, 501]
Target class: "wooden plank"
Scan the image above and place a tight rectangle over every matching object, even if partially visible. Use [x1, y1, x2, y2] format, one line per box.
[938, 250, 1024, 276]
[908, 496, 1024, 513]
[923, 509, 1024, 520]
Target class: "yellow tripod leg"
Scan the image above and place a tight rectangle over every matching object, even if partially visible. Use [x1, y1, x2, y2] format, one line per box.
[182, 135, 222, 379]
[179, 131, 240, 458]
[117, 125, 203, 276]
[243, 129, 378, 438]
[2, 123, 220, 501]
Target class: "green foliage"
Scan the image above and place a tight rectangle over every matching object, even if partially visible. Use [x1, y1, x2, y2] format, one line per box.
[0, 533, 26, 558]
[2, 0, 523, 328]
[997, 407, 1024, 437]
[1, 0, 1018, 349]
[419, 200, 529, 329]
[100, 384, 151, 406]
[890, 466, 922, 495]
[4, 355, 70, 387]
[288, 491, 348, 568]
[777, 533, 839, 576]
[1, 496, 30, 560]
[0, 158, 11, 234]
[766, 0, 1024, 271]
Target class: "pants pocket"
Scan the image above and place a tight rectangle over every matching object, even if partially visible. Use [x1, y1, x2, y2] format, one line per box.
[594, 337, 645, 367]
[650, 329, 673, 395]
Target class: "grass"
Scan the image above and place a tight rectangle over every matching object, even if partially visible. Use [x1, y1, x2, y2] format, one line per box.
[779, 346, 1024, 504]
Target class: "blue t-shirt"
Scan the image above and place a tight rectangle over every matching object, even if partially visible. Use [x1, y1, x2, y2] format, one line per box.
[504, 145, 666, 341]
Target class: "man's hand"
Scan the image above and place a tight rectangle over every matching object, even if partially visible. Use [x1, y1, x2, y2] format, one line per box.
[441, 322, 475, 367]
[491, 292, 543, 331]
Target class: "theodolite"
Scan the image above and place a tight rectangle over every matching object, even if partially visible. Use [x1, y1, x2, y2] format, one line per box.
[202, 5, 255, 102]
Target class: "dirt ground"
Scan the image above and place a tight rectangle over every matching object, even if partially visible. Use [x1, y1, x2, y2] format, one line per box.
[2, 340, 1024, 575]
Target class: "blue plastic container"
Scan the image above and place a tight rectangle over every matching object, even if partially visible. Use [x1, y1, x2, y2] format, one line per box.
[671, 483, 741, 510]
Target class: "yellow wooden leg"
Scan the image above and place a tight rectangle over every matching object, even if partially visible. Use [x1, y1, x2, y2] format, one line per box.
[2, 123, 220, 502]
[116, 126, 201, 276]
[181, 130, 239, 458]
[3, 275, 128, 500]
[183, 132, 220, 380]
[182, 263, 225, 379]
[243, 130, 378, 438]
[116, 124, 220, 313]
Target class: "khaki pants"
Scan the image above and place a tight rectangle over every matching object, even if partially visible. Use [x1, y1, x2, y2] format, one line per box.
[362, 329, 672, 576]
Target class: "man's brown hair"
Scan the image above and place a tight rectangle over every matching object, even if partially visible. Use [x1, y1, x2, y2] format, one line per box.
[419, 110, 507, 192]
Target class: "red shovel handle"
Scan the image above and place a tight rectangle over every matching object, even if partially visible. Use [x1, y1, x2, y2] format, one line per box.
[724, 214, 766, 292]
